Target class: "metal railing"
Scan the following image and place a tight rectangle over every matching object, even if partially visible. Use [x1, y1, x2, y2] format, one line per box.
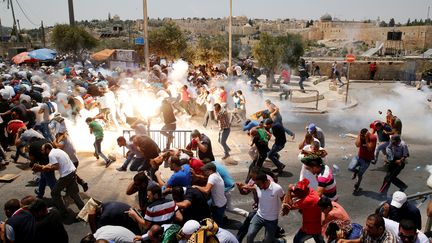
[122, 129, 192, 155]
[286, 89, 320, 110]
[375, 190, 432, 232]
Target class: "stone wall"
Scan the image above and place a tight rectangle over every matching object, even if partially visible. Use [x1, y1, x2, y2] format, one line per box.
[306, 59, 431, 80]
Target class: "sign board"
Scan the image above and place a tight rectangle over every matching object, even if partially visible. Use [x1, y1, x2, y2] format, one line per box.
[115, 50, 135, 62]
[346, 54, 356, 63]
[135, 37, 145, 45]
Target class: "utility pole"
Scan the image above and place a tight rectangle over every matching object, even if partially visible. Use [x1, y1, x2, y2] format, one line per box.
[0, 17, 3, 44]
[41, 21, 46, 47]
[143, 0, 150, 71]
[68, 0, 75, 26]
[228, 0, 232, 73]
[8, 0, 19, 42]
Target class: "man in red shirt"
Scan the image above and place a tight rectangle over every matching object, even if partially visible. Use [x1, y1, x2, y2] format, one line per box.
[369, 62, 377, 80]
[282, 178, 323, 243]
[349, 128, 377, 193]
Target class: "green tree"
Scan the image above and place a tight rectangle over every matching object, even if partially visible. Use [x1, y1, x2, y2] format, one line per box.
[379, 21, 388, 27]
[406, 18, 411, 26]
[193, 35, 228, 64]
[253, 33, 280, 87]
[148, 21, 187, 60]
[253, 32, 304, 88]
[51, 24, 98, 56]
[389, 18, 396, 27]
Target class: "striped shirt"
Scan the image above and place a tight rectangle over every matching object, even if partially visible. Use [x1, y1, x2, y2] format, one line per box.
[216, 110, 230, 129]
[317, 165, 338, 201]
[144, 199, 177, 225]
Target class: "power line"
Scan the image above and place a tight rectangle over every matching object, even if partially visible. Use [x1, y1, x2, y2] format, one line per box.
[14, 0, 39, 27]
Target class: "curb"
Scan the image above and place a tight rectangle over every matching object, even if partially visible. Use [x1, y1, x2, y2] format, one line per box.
[288, 97, 358, 114]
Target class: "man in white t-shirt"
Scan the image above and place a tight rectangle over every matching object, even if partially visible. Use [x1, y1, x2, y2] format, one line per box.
[203, 91, 215, 128]
[93, 225, 136, 243]
[35, 143, 84, 217]
[194, 162, 227, 226]
[246, 171, 285, 243]
[384, 218, 429, 243]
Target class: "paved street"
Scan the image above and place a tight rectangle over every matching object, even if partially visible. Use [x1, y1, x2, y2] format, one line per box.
[0, 82, 431, 242]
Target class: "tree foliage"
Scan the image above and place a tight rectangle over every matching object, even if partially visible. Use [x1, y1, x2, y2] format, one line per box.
[193, 35, 229, 64]
[148, 21, 187, 60]
[51, 24, 98, 54]
[389, 18, 396, 27]
[253, 32, 304, 70]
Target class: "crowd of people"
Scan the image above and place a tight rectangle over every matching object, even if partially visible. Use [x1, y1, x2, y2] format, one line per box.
[0, 56, 430, 243]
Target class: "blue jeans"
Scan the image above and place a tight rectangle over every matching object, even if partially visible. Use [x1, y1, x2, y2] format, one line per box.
[299, 76, 306, 90]
[246, 214, 280, 243]
[40, 122, 53, 142]
[268, 144, 285, 169]
[14, 142, 29, 161]
[211, 204, 227, 227]
[375, 141, 390, 162]
[348, 156, 371, 188]
[130, 157, 149, 171]
[219, 128, 231, 156]
[120, 153, 134, 169]
[94, 138, 109, 163]
[293, 229, 324, 243]
[37, 171, 57, 198]
[243, 121, 259, 131]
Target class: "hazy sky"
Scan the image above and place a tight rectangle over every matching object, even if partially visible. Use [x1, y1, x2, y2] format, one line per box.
[0, 0, 430, 29]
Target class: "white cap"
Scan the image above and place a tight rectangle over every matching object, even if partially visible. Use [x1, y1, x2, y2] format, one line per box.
[181, 220, 200, 235]
[391, 191, 407, 208]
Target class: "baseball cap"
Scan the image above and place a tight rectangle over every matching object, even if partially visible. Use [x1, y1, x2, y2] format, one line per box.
[181, 220, 200, 235]
[307, 123, 316, 133]
[390, 191, 407, 208]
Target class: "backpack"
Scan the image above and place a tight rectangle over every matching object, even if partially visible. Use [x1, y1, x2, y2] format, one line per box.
[257, 128, 269, 143]
[162, 224, 181, 243]
[187, 218, 220, 243]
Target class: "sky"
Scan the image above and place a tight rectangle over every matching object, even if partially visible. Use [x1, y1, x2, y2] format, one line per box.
[0, 0, 430, 29]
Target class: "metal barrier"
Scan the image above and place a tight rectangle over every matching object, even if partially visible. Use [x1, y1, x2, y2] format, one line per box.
[287, 89, 320, 110]
[375, 190, 432, 232]
[122, 129, 192, 155]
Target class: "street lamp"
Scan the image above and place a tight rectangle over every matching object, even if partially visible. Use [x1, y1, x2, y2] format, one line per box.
[143, 0, 150, 71]
[228, 0, 232, 72]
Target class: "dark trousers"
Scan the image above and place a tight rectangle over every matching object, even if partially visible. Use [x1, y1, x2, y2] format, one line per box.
[211, 204, 227, 227]
[218, 128, 231, 156]
[380, 162, 407, 194]
[293, 229, 325, 243]
[51, 171, 84, 215]
[94, 138, 109, 163]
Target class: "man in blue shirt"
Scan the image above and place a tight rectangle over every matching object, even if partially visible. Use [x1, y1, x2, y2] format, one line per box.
[163, 156, 192, 194]
[373, 121, 394, 163]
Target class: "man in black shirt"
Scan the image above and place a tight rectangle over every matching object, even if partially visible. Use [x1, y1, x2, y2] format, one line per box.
[172, 186, 211, 223]
[159, 99, 176, 151]
[29, 199, 69, 243]
[265, 119, 287, 173]
[2, 198, 36, 243]
[186, 130, 215, 162]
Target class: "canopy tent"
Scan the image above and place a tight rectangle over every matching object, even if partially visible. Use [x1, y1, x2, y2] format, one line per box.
[11, 52, 38, 64]
[28, 48, 57, 61]
[91, 49, 115, 62]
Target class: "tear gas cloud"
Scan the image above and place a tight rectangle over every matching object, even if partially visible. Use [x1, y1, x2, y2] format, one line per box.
[328, 83, 432, 142]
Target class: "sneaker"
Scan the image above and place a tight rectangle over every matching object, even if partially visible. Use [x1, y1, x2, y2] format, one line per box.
[94, 153, 99, 160]
[10, 155, 18, 163]
[81, 183, 89, 192]
[221, 154, 230, 160]
[399, 186, 408, 192]
[105, 159, 114, 168]
[116, 167, 126, 171]
[371, 160, 376, 165]
[291, 134, 295, 140]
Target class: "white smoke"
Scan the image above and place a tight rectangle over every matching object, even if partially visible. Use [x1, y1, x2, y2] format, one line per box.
[328, 83, 432, 142]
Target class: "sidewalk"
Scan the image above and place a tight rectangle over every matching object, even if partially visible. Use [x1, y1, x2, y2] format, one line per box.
[258, 75, 358, 113]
